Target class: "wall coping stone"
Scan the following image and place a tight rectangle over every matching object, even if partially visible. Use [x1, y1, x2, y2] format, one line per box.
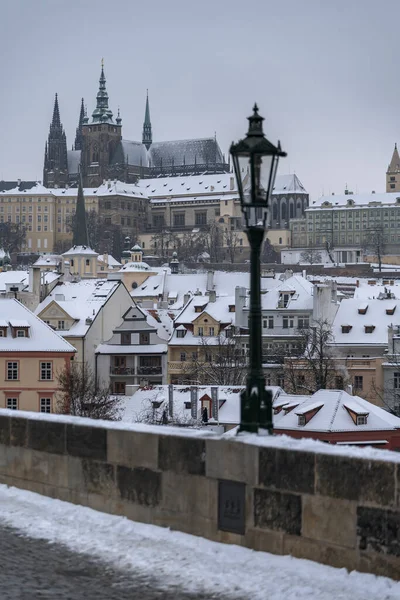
[1, 408, 400, 465]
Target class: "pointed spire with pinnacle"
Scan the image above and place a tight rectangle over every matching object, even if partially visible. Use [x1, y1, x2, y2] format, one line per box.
[388, 143, 400, 173]
[51, 93, 61, 127]
[43, 93, 68, 187]
[142, 90, 152, 150]
[74, 98, 85, 151]
[91, 59, 114, 124]
[72, 176, 89, 247]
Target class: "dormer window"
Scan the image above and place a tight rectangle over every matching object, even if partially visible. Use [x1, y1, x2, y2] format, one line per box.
[16, 330, 26, 337]
[341, 325, 352, 333]
[356, 415, 368, 425]
[0, 327, 7, 337]
[386, 306, 396, 315]
[364, 325, 375, 334]
[176, 329, 186, 338]
[358, 304, 368, 315]
[298, 415, 306, 426]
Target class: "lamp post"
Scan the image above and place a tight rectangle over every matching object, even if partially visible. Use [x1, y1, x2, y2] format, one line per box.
[230, 105, 286, 434]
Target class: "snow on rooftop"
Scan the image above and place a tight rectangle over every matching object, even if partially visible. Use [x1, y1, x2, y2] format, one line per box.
[0, 299, 75, 353]
[331, 297, 400, 346]
[310, 191, 400, 209]
[274, 389, 400, 433]
[272, 173, 308, 195]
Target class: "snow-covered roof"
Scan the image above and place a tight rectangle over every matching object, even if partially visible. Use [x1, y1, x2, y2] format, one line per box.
[35, 279, 121, 338]
[310, 191, 400, 209]
[111, 140, 148, 170]
[0, 182, 51, 196]
[119, 385, 285, 425]
[95, 179, 147, 198]
[137, 173, 237, 199]
[0, 299, 75, 353]
[62, 245, 98, 257]
[34, 255, 62, 268]
[120, 261, 153, 272]
[331, 297, 400, 346]
[174, 294, 235, 327]
[148, 138, 225, 171]
[0, 270, 60, 294]
[274, 389, 400, 433]
[272, 174, 308, 195]
[97, 254, 122, 268]
[257, 275, 314, 311]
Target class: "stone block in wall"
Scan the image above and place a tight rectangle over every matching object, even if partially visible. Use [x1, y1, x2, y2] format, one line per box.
[0, 416, 10, 445]
[82, 459, 115, 496]
[357, 506, 400, 557]
[358, 552, 400, 580]
[107, 430, 158, 470]
[10, 418, 27, 447]
[205, 439, 258, 484]
[254, 488, 301, 535]
[302, 495, 357, 548]
[66, 424, 107, 461]
[158, 436, 205, 476]
[316, 454, 396, 507]
[162, 471, 217, 521]
[30, 450, 69, 488]
[28, 420, 66, 455]
[4, 445, 32, 479]
[117, 465, 161, 507]
[283, 534, 359, 572]
[245, 528, 284, 555]
[259, 447, 315, 494]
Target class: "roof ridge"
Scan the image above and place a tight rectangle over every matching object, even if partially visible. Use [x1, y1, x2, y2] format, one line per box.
[329, 389, 343, 429]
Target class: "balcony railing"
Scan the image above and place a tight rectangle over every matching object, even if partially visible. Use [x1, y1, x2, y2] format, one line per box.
[110, 367, 135, 375]
[137, 366, 162, 375]
[168, 361, 185, 373]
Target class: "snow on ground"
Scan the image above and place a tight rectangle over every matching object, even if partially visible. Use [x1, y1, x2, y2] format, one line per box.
[0, 484, 398, 600]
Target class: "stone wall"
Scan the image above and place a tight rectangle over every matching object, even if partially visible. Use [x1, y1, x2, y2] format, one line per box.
[0, 411, 399, 580]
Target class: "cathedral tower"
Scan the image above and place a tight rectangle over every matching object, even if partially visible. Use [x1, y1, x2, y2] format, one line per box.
[142, 91, 152, 150]
[74, 98, 85, 151]
[387, 144, 400, 192]
[43, 94, 68, 188]
[80, 61, 122, 187]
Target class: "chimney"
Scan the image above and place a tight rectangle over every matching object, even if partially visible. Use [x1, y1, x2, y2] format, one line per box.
[235, 286, 247, 328]
[206, 270, 214, 292]
[29, 266, 41, 300]
[183, 293, 190, 306]
[208, 290, 216, 302]
[103, 252, 109, 268]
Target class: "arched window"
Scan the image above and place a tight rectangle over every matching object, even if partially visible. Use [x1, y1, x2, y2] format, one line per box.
[219, 217, 225, 223]
[281, 202, 287, 220]
[289, 203, 294, 218]
[279, 237, 282, 244]
[273, 203, 278, 220]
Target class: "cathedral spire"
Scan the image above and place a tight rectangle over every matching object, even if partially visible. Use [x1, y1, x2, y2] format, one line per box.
[72, 176, 89, 247]
[91, 59, 114, 124]
[142, 90, 152, 150]
[51, 93, 61, 128]
[43, 93, 68, 187]
[74, 98, 85, 151]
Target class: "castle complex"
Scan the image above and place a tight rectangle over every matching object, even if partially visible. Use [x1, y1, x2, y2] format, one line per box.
[43, 62, 229, 188]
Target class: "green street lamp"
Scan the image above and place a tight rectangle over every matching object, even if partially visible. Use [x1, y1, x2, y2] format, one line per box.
[230, 104, 286, 434]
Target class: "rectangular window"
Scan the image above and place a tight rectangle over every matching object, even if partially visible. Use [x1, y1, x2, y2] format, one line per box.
[394, 372, 400, 389]
[16, 329, 26, 337]
[40, 398, 52, 413]
[7, 398, 18, 410]
[173, 213, 185, 227]
[195, 211, 207, 226]
[121, 332, 131, 345]
[209, 326, 215, 336]
[180, 352, 186, 362]
[192, 352, 198, 361]
[354, 375, 363, 390]
[176, 329, 185, 338]
[198, 326, 204, 336]
[7, 362, 18, 380]
[205, 351, 212, 362]
[40, 362, 52, 380]
[140, 332, 150, 345]
[298, 316, 309, 329]
[58, 320, 65, 330]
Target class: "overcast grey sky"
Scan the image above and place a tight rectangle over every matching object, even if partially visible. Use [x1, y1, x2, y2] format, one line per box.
[1, 0, 399, 200]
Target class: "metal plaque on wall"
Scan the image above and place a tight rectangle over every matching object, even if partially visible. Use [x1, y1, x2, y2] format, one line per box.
[218, 480, 246, 535]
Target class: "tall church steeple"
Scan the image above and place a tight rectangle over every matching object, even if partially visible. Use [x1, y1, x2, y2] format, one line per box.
[74, 98, 85, 151]
[91, 59, 114, 124]
[43, 93, 68, 188]
[72, 176, 89, 247]
[386, 143, 400, 192]
[142, 90, 152, 150]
